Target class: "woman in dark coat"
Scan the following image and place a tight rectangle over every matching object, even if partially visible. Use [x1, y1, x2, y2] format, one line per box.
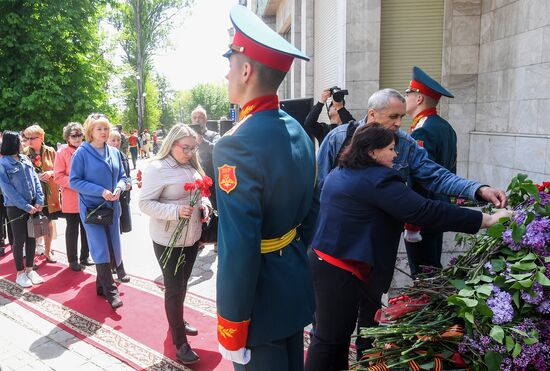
[304, 124, 510, 371]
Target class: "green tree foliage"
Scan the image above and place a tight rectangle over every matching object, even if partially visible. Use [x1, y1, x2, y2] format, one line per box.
[120, 72, 160, 131]
[0, 0, 114, 143]
[156, 74, 176, 130]
[176, 82, 229, 123]
[110, 0, 194, 132]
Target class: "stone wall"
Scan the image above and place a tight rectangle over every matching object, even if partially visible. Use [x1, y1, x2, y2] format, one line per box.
[469, 0, 550, 188]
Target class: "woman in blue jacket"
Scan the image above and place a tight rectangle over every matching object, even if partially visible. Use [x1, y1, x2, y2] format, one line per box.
[304, 124, 509, 371]
[70, 114, 128, 309]
[0, 131, 45, 288]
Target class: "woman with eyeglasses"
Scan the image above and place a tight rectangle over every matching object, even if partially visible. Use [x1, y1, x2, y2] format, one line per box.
[0, 131, 45, 287]
[69, 114, 128, 310]
[23, 124, 62, 264]
[53, 122, 91, 272]
[139, 124, 212, 365]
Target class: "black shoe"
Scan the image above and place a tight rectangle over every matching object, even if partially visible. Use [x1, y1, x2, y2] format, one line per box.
[80, 258, 94, 266]
[176, 343, 200, 365]
[110, 296, 123, 309]
[0, 247, 4, 257]
[118, 275, 131, 283]
[185, 321, 198, 336]
[69, 261, 81, 271]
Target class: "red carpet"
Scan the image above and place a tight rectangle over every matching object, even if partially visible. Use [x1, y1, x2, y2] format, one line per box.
[0, 246, 232, 371]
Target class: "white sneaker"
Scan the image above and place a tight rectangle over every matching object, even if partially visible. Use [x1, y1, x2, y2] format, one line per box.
[16, 272, 32, 288]
[26, 270, 44, 285]
[36, 244, 45, 256]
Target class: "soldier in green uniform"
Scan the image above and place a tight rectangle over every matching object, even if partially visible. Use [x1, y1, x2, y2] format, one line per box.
[213, 5, 318, 370]
[404, 66, 458, 276]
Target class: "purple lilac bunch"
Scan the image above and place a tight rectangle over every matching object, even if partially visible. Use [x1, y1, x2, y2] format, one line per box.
[487, 286, 514, 324]
[520, 282, 544, 305]
[502, 216, 550, 255]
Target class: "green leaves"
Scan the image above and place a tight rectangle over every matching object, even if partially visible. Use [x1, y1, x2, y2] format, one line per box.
[489, 325, 504, 343]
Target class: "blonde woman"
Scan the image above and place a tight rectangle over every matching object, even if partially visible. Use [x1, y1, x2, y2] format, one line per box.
[139, 124, 211, 365]
[23, 124, 62, 263]
[69, 114, 128, 310]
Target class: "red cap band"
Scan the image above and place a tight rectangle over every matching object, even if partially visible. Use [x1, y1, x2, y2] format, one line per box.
[232, 30, 294, 72]
[410, 80, 441, 100]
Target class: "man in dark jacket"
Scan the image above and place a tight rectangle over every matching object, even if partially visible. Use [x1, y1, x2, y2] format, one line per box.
[304, 88, 354, 145]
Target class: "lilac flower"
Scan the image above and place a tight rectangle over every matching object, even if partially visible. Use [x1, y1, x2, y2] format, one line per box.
[521, 282, 544, 305]
[513, 343, 549, 369]
[448, 256, 458, 266]
[484, 261, 495, 275]
[521, 217, 550, 256]
[487, 286, 514, 324]
[513, 209, 527, 225]
[537, 299, 550, 314]
[502, 229, 521, 251]
[500, 357, 512, 371]
[538, 319, 550, 341]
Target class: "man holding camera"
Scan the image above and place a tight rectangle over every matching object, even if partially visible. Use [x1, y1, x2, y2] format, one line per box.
[190, 105, 220, 207]
[304, 87, 354, 145]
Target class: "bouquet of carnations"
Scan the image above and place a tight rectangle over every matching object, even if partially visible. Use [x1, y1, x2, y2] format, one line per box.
[159, 176, 213, 275]
[357, 174, 550, 371]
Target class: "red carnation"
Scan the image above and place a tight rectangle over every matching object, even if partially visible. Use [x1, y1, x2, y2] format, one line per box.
[201, 188, 211, 198]
[195, 178, 204, 189]
[202, 176, 213, 188]
[184, 182, 196, 192]
[136, 169, 142, 181]
[138, 181, 142, 189]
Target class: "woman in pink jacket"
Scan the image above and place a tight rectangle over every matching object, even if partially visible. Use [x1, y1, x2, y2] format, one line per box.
[53, 123, 91, 271]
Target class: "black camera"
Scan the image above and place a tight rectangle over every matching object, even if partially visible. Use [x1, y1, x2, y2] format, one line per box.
[329, 86, 349, 103]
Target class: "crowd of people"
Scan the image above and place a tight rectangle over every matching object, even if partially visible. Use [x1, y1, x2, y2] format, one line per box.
[0, 5, 516, 371]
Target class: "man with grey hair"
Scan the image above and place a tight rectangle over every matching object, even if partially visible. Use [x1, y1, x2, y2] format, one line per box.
[314, 88, 507, 359]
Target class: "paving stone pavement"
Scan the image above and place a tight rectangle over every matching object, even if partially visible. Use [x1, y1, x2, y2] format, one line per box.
[0, 161, 219, 370]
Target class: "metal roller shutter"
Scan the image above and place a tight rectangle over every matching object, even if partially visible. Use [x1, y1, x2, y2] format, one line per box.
[380, 0, 444, 130]
[313, 0, 343, 124]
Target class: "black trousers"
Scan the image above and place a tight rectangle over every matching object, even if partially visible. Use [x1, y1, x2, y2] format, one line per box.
[404, 230, 444, 276]
[233, 331, 304, 371]
[153, 241, 199, 348]
[7, 207, 36, 271]
[305, 249, 382, 371]
[0, 195, 13, 245]
[65, 213, 90, 264]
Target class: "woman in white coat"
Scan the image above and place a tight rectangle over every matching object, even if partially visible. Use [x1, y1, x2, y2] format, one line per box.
[139, 124, 211, 365]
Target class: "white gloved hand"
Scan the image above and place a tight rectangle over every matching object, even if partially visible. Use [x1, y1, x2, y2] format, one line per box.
[404, 229, 422, 243]
[218, 344, 251, 365]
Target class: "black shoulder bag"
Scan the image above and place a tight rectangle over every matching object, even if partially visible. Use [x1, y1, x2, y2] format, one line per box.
[84, 153, 115, 225]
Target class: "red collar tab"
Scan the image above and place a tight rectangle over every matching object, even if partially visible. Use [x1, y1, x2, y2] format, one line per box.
[239, 95, 279, 121]
[232, 31, 294, 72]
[410, 107, 438, 132]
[410, 80, 442, 100]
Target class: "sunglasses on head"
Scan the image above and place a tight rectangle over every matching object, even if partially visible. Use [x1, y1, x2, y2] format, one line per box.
[89, 113, 107, 120]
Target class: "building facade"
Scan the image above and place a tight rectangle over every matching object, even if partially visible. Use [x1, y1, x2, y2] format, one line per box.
[250, 0, 550, 288]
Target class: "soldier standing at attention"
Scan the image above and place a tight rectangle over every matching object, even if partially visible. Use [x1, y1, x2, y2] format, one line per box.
[213, 5, 318, 371]
[404, 66, 457, 276]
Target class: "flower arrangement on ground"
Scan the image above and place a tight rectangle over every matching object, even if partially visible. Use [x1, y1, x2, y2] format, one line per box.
[159, 176, 212, 275]
[357, 174, 550, 371]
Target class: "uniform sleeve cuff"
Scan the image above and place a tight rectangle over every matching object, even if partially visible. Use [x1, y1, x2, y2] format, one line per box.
[217, 314, 250, 351]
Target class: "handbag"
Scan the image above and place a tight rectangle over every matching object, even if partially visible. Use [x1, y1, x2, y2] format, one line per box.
[85, 205, 114, 225]
[27, 213, 50, 238]
[200, 209, 218, 244]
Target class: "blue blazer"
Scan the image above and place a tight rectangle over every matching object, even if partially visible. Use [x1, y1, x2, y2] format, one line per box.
[213, 108, 318, 347]
[69, 142, 127, 264]
[0, 155, 44, 212]
[312, 165, 482, 293]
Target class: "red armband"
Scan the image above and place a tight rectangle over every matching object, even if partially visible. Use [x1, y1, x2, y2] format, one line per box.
[217, 314, 250, 351]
